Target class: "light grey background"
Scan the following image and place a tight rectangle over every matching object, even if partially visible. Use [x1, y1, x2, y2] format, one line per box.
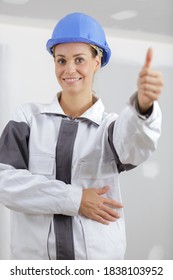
[0, 0, 172, 259]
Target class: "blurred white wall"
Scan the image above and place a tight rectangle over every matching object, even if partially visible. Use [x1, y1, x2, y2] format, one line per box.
[0, 22, 173, 259]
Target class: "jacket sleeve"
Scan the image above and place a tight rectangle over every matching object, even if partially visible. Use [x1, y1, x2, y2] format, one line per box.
[0, 105, 82, 215]
[109, 94, 162, 170]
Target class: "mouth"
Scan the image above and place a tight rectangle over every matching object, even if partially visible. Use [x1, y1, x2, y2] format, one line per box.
[63, 78, 82, 84]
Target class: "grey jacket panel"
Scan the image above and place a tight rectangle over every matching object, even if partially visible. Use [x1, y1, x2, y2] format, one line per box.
[54, 119, 79, 260]
[0, 121, 30, 169]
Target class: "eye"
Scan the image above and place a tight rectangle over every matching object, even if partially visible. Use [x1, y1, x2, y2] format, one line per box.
[75, 57, 84, 64]
[56, 58, 66, 65]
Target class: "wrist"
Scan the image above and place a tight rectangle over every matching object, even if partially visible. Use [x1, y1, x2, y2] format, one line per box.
[136, 99, 153, 116]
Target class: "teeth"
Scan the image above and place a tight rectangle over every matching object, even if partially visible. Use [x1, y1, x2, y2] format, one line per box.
[64, 78, 80, 82]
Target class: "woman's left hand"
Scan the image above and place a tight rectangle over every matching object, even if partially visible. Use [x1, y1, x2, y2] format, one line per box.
[137, 48, 164, 114]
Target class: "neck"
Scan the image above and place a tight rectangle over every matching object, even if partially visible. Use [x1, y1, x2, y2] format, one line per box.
[59, 91, 94, 118]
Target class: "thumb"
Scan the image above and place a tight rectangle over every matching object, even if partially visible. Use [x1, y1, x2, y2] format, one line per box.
[95, 186, 109, 195]
[144, 47, 153, 68]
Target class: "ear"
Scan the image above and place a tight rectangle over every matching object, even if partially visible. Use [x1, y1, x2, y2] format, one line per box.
[94, 56, 101, 72]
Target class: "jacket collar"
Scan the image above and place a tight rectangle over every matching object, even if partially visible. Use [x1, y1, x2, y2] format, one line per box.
[40, 92, 105, 126]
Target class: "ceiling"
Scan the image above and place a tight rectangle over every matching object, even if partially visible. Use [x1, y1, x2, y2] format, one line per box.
[0, 0, 173, 42]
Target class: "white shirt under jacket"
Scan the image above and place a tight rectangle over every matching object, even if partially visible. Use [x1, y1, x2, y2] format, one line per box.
[0, 93, 162, 260]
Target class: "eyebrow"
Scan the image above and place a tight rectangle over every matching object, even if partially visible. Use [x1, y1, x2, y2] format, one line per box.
[55, 53, 86, 58]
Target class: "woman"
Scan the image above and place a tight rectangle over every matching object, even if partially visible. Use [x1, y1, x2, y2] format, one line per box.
[0, 12, 163, 259]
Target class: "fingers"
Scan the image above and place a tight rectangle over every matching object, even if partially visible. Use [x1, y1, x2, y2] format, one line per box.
[102, 196, 123, 209]
[91, 209, 118, 225]
[86, 204, 122, 225]
[96, 186, 123, 208]
[137, 48, 164, 112]
[138, 69, 164, 97]
[96, 186, 123, 210]
[95, 185, 109, 195]
[144, 47, 153, 68]
[95, 187, 123, 224]
[139, 76, 163, 94]
[140, 68, 162, 79]
[79, 186, 123, 225]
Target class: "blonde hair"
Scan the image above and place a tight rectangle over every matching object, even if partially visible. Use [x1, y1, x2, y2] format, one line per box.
[51, 44, 103, 59]
[89, 44, 103, 59]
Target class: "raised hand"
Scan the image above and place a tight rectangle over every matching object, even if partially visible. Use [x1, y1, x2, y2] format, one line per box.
[137, 48, 164, 113]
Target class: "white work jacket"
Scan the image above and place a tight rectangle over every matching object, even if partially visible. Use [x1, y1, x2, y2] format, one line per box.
[0, 93, 162, 259]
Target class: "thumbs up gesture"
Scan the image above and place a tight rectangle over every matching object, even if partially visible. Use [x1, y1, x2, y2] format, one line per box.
[137, 48, 164, 114]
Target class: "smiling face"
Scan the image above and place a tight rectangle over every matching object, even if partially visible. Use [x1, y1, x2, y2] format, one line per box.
[54, 42, 101, 96]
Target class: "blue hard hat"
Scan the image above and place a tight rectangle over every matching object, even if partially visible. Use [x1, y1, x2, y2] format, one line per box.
[46, 12, 111, 67]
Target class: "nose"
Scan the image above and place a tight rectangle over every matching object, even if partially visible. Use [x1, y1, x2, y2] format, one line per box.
[65, 61, 76, 75]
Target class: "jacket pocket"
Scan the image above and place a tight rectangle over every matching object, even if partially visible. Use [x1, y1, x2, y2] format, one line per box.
[77, 159, 117, 180]
[29, 154, 55, 178]
[74, 159, 122, 211]
[78, 215, 126, 259]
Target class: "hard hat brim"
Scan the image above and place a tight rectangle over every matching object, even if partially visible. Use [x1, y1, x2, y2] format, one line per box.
[46, 37, 111, 67]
